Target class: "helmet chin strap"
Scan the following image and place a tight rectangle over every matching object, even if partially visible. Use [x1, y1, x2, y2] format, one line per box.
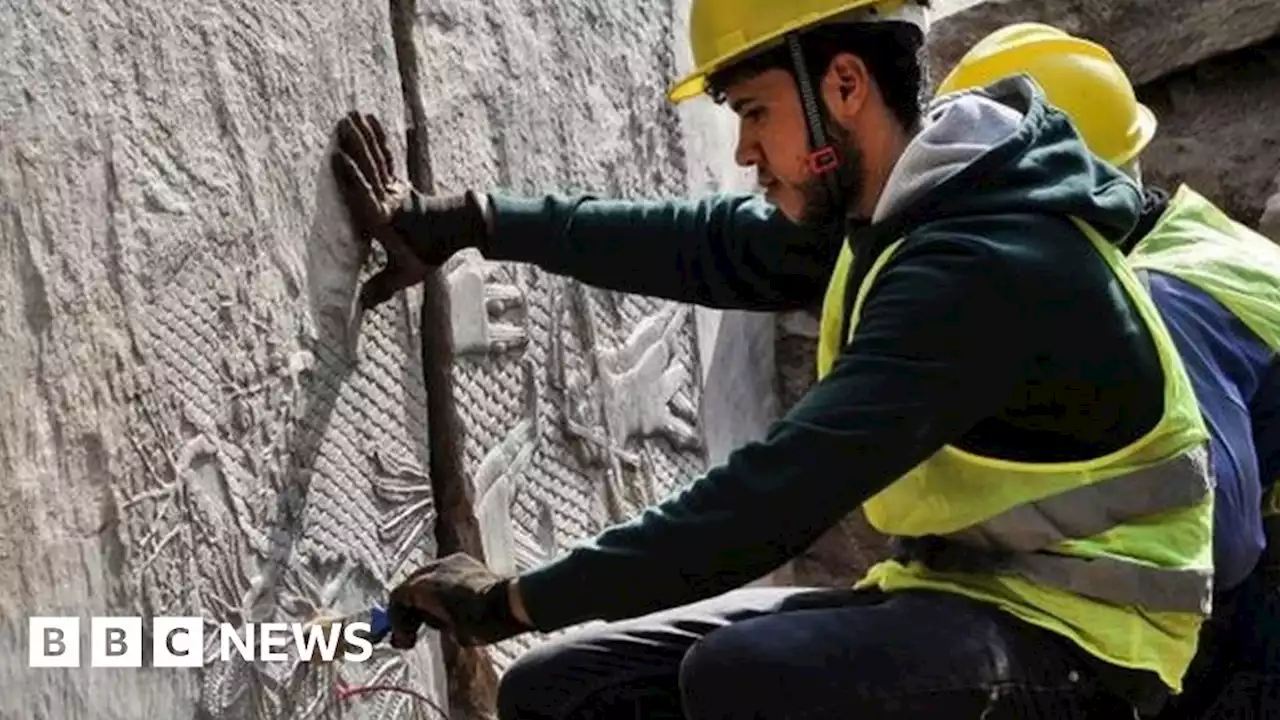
[785, 32, 845, 213]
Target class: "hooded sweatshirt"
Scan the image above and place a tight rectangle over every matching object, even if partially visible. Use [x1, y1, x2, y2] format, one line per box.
[481, 77, 1162, 636]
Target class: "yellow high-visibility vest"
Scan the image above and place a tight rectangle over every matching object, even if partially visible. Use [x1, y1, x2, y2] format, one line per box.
[815, 217, 1214, 691]
[1127, 185, 1280, 564]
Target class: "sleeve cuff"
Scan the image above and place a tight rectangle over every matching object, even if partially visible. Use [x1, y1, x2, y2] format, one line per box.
[514, 554, 597, 634]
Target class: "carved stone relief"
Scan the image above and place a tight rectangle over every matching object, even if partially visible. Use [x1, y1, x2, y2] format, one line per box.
[444, 254, 706, 671]
[411, 0, 709, 678]
[113, 237, 444, 719]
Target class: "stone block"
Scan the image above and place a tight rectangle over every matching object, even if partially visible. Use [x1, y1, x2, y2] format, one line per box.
[0, 2, 448, 718]
[697, 309, 779, 468]
[927, 0, 1280, 88]
[1138, 37, 1280, 231]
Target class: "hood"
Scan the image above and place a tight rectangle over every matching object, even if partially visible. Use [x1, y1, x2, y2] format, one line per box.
[1120, 184, 1172, 255]
[867, 75, 1144, 244]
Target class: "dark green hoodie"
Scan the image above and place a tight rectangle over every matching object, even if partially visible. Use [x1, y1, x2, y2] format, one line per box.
[479, 76, 1161, 632]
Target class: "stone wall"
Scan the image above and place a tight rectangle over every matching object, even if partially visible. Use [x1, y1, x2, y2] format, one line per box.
[1138, 36, 1280, 233]
[0, 1, 731, 718]
[2, 3, 414, 719]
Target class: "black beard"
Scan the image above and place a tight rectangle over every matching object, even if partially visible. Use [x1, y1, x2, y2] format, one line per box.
[796, 122, 864, 230]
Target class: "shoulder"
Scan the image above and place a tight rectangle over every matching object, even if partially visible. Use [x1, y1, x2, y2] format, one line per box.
[901, 212, 1097, 263]
[1145, 270, 1273, 376]
[885, 212, 1121, 299]
[872, 213, 1096, 291]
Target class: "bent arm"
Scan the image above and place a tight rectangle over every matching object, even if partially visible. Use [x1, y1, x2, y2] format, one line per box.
[484, 193, 843, 311]
[513, 234, 1038, 631]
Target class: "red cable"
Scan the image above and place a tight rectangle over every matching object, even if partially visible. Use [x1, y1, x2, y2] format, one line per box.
[334, 680, 451, 718]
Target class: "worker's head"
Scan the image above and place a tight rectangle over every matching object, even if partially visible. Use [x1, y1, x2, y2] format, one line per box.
[934, 23, 1156, 185]
[669, 0, 932, 226]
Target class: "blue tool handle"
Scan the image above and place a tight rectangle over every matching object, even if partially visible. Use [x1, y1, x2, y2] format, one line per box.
[369, 605, 391, 641]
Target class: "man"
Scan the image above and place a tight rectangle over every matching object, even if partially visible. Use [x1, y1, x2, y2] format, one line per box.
[331, 1, 1214, 717]
[935, 24, 1280, 720]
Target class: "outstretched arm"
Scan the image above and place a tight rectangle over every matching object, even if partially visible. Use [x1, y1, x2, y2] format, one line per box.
[510, 232, 1040, 631]
[483, 193, 844, 311]
[333, 113, 836, 311]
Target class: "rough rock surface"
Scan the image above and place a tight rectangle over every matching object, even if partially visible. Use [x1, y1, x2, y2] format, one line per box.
[1, 0, 726, 718]
[1263, 178, 1280, 241]
[926, 0, 1280, 88]
[0, 2, 440, 718]
[772, 310, 892, 587]
[1138, 36, 1280, 231]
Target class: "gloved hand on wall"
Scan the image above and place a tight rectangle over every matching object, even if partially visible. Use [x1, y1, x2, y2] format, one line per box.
[331, 111, 491, 309]
[387, 552, 532, 648]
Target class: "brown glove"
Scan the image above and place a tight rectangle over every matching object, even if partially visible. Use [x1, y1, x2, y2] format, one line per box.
[387, 552, 531, 648]
[330, 111, 489, 310]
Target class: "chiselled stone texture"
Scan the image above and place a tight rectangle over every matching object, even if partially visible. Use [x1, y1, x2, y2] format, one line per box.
[414, 1, 709, 670]
[1262, 177, 1280, 241]
[0, 2, 448, 718]
[1138, 37, 1280, 232]
[775, 310, 822, 413]
[926, 0, 1280, 89]
[772, 309, 893, 587]
[11, 0, 1275, 717]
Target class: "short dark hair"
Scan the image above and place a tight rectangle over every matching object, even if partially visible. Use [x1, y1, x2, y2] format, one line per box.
[706, 16, 929, 131]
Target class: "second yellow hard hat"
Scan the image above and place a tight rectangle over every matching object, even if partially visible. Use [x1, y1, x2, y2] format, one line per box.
[935, 22, 1157, 167]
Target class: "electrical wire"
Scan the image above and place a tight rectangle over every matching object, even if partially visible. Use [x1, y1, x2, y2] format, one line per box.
[332, 678, 452, 719]
[299, 610, 453, 718]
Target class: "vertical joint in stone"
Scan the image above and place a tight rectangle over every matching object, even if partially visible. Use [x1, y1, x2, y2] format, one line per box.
[386, 0, 500, 716]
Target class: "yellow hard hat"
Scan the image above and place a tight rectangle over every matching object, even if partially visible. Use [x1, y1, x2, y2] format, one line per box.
[668, 0, 930, 103]
[934, 22, 1157, 167]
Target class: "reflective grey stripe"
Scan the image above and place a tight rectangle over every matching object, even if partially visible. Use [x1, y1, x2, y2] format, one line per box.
[989, 552, 1213, 614]
[893, 538, 1214, 613]
[947, 447, 1213, 553]
[901, 447, 1215, 613]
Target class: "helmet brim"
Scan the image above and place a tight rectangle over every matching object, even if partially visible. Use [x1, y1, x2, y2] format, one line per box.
[1118, 102, 1159, 167]
[666, 1, 929, 104]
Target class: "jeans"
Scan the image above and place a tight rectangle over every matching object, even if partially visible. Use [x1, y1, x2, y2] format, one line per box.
[498, 587, 1155, 719]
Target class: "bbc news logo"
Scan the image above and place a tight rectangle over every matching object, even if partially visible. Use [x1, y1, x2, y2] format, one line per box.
[29, 617, 375, 668]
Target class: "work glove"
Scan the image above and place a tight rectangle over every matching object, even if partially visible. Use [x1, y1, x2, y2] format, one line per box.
[330, 111, 490, 310]
[386, 552, 531, 648]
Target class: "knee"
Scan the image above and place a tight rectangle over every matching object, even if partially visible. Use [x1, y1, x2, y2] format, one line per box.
[679, 622, 779, 720]
[496, 642, 565, 720]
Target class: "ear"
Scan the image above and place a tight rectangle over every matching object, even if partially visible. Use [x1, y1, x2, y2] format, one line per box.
[820, 52, 872, 125]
